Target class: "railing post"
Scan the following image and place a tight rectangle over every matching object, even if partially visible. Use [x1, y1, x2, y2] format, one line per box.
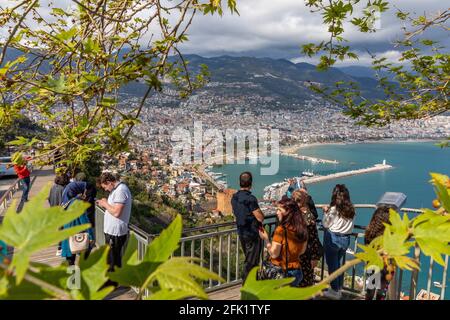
[94, 206, 105, 246]
[426, 258, 434, 300]
[388, 270, 397, 300]
[441, 255, 448, 299]
[227, 234, 231, 283]
[409, 244, 421, 300]
[218, 235, 223, 284]
[396, 268, 403, 300]
[209, 238, 213, 288]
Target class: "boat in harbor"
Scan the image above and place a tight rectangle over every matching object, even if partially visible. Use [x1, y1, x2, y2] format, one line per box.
[301, 169, 314, 177]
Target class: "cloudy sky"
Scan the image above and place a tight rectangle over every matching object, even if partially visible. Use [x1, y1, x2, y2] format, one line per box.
[177, 0, 448, 66]
[1, 0, 447, 66]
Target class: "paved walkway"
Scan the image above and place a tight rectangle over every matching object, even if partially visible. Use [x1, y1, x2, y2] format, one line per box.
[0, 167, 63, 267]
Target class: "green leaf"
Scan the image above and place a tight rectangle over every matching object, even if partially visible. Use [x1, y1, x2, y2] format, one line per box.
[145, 214, 182, 262]
[0, 184, 90, 284]
[430, 173, 450, 212]
[388, 209, 410, 235]
[51, 8, 67, 16]
[382, 225, 412, 257]
[73, 246, 115, 300]
[355, 243, 384, 270]
[241, 268, 327, 300]
[109, 215, 182, 288]
[6, 136, 29, 146]
[150, 257, 223, 300]
[0, 269, 55, 300]
[393, 256, 420, 271]
[55, 27, 78, 42]
[413, 208, 450, 266]
[46, 74, 67, 93]
[100, 97, 117, 107]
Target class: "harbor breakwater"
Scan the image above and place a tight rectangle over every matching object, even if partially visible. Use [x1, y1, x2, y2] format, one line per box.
[264, 163, 393, 200]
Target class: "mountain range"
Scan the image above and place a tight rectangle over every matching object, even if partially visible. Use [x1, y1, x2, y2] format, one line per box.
[166, 54, 389, 104]
[3, 48, 392, 105]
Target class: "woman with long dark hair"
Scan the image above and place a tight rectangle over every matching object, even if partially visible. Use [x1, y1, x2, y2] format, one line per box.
[364, 205, 393, 300]
[322, 184, 356, 299]
[292, 190, 323, 287]
[259, 198, 308, 286]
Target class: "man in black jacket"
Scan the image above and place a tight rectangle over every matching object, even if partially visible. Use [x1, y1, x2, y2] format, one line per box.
[231, 172, 265, 282]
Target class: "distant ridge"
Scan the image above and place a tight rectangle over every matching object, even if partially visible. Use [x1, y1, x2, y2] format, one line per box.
[3, 48, 395, 105]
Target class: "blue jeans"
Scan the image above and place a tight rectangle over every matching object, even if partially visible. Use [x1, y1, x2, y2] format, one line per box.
[324, 229, 350, 291]
[20, 176, 31, 202]
[287, 268, 303, 287]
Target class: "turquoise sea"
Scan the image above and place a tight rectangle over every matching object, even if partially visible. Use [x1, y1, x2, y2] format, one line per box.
[212, 141, 450, 298]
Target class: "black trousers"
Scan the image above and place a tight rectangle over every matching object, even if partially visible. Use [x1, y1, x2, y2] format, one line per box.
[105, 233, 128, 272]
[66, 247, 92, 266]
[239, 235, 262, 282]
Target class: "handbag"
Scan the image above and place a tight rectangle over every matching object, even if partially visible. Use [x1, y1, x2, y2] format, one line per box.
[63, 196, 90, 254]
[257, 227, 289, 280]
[69, 231, 90, 254]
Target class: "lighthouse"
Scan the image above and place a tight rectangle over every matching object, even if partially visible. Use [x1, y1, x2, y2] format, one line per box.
[383, 159, 386, 166]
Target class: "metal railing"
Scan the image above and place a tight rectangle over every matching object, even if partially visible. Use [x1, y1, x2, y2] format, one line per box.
[94, 204, 448, 300]
[0, 178, 21, 214]
[0, 165, 37, 215]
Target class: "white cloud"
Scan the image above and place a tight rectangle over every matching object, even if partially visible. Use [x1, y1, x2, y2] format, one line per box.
[1, 0, 447, 66]
[176, 0, 447, 63]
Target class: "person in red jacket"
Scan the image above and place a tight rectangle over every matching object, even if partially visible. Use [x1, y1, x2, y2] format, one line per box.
[7, 154, 32, 202]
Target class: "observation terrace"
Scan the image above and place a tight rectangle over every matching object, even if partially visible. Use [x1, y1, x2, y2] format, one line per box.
[1, 168, 448, 300]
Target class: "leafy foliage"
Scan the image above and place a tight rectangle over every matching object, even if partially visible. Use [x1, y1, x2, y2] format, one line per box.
[0, 184, 90, 283]
[241, 268, 327, 300]
[109, 215, 224, 299]
[301, 1, 449, 126]
[1, 172, 449, 300]
[356, 173, 450, 273]
[0, 0, 238, 173]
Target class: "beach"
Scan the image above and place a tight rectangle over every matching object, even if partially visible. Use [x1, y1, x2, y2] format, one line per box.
[280, 138, 441, 155]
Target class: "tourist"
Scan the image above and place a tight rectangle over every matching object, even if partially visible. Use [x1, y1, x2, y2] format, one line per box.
[48, 174, 70, 207]
[61, 181, 95, 265]
[292, 189, 323, 287]
[48, 174, 70, 257]
[96, 172, 132, 273]
[258, 198, 308, 287]
[231, 172, 265, 282]
[72, 172, 97, 226]
[286, 178, 318, 219]
[7, 152, 32, 203]
[322, 184, 356, 299]
[74, 172, 87, 182]
[364, 205, 393, 300]
[286, 178, 300, 198]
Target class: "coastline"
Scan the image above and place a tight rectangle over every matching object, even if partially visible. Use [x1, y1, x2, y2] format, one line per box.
[204, 138, 442, 167]
[280, 138, 441, 154]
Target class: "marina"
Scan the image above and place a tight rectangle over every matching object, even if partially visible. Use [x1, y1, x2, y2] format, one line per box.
[302, 163, 393, 184]
[263, 162, 393, 200]
[282, 152, 339, 164]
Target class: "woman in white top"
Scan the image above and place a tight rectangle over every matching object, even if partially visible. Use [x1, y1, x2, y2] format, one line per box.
[322, 184, 356, 299]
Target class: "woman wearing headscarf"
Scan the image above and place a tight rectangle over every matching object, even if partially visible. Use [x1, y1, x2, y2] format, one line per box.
[61, 181, 95, 265]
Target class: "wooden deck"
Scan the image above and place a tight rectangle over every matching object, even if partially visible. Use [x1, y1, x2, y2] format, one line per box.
[9, 167, 63, 267]
[208, 284, 242, 300]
